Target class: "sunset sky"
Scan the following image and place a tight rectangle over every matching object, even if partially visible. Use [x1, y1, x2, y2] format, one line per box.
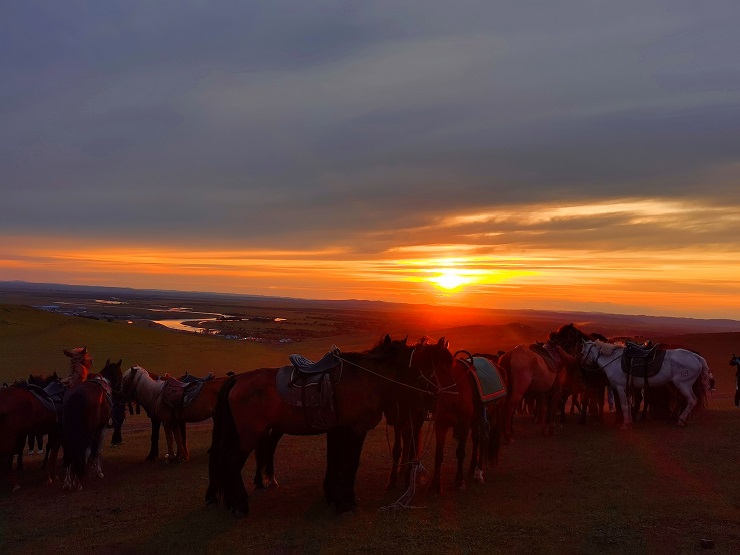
[2, 2, 740, 319]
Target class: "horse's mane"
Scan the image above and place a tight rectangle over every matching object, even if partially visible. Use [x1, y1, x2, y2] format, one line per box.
[591, 339, 623, 356]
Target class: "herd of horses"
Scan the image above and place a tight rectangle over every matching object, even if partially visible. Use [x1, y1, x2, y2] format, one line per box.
[0, 324, 718, 519]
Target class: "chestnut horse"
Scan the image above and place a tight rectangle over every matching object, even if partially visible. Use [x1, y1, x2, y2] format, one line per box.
[429, 349, 507, 494]
[0, 346, 93, 491]
[205, 335, 453, 517]
[730, 354, 740, 408]
[120, 367, 227, 462]
[498, 341, 580, 443]
[62, 358, 123, 491]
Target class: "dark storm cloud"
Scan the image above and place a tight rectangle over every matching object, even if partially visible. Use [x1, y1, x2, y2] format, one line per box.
[2, 1, 740, 249]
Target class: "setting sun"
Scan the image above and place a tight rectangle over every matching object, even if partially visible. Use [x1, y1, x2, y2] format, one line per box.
[429, 269, 471, 291]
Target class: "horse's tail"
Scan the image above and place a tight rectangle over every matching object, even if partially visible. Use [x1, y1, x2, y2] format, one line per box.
[694, 356, 711, 411]
[206, 375, 238, 505]
[62, 389, 90, 478]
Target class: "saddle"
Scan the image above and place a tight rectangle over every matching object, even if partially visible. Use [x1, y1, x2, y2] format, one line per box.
[162, 377, 205, 409]
[180, 371, 214, 383]
[87, 375, 114, 408]
[466, 357, 507, 403]
[27, 381, 67, 418]
[275, 348, 342, 430]
[529, 341, 562, 373]
[621, 340, 666, 379]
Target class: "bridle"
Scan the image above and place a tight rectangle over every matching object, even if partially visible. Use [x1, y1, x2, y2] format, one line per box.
[581, 341, 620, 372]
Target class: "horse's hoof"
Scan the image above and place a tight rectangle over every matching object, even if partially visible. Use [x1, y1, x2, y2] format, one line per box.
[620, 424, 632, 431]
[266, 478, 279, 489]
[505, 437, 514, 445]
[232, 508, 248, 519]
[12, 484, 21, 493]
[96, 472, 104, 479]
[205, 500, 219, 510]
[677, 419, 687, 427]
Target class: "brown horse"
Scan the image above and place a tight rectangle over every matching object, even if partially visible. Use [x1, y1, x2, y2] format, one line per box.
[1, 373, 64, 491]
[62, 358, 123, 491]
[120, 367, 227, 462]
[205, 335, 453, 517]
[499, 341, 580, 443]
[429, 349, 507, 494]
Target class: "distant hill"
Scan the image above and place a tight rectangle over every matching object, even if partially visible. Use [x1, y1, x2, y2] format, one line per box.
[2, 279, 739, 335]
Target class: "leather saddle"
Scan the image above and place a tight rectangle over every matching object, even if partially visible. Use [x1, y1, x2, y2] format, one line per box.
[529, 341, 562, 373]
[275, 348, 342, 430]
[180, 371, 214, 383]
[162, 377, 204, 409]
[27, 381, 66, 418]
[621, 341, 666, 379]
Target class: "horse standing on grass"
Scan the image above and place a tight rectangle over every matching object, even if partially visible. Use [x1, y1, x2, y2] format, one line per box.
[730, 354, 740, 407]
[498, 341, 580, 443]
[0, 347, 93, 491]
[62, 359, 123, 491]
[120, 367, 226, 462]
[205, 335, 453, 517]
[428, 349, 507, 494]
[579, 339, 709, 429]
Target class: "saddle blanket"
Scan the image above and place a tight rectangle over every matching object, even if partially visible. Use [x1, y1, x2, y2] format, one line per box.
[470, 357, 506, 402]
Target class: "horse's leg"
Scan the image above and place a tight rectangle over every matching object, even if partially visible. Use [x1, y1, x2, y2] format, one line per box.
[179, 421, 189, 460]
[431, 424, 448, 494]
[44, 433, 61, 484]
[674, 382, 698, 427]
[262, 430, 282, 488]
[253, 430, 282, 490]
[401, 414, 424, 488]
[386, 425, 402, 490]
[504, 392, 521, 444]
[145, 417, 160, 462]
[335, 429, 367, 514]
[454, 424, 469, 490]
[2, 454, 20, 492]
[90, 428, 105, 479]
[615, 387, 633, 430]
[324, 429, 341, 505]
[163, 423, 177, 463]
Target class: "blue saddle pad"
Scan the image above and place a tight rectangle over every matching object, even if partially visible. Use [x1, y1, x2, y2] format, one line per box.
[470, 357, 506, 402]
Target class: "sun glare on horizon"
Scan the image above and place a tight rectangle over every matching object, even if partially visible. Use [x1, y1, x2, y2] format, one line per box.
[429, 269, 471, 291]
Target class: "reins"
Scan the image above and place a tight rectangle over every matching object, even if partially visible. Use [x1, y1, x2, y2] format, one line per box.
[333, 350, 438, 396]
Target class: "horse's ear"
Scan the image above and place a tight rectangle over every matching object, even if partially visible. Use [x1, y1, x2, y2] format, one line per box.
[383, 333, 391, 345]
[53, 372, 58, 379]
[63, 349, 72, 358]
[437, 336, 446, 346]
[403, 335, 408, 344]
[117, 359, 122, 367]
[82, 347, 87, 355]
[106, 358, 110, 365]
[29, 373, 33, 380]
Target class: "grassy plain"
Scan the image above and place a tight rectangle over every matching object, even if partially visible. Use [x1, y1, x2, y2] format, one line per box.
[1, 301, 739, 554]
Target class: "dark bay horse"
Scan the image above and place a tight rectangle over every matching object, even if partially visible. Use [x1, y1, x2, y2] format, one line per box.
[205, 335, 453, 517]
[498, 341, 580, 443]
[62, 359, 123, 491]
[429, 350, 508, 494]
[730, 354, 740, 408]
[1, 373, 63, 491]
[120, 367, 227, 461]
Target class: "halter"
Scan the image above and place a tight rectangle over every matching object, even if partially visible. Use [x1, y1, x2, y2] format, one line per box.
[581, 341, 620, 372]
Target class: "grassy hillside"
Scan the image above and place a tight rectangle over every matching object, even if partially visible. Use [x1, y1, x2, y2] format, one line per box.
[0, 305, 283, 383]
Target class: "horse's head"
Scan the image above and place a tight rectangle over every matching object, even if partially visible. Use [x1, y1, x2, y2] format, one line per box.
[99, 359, 123, 391]
[579, 339, 601, 368]
[730, 354, 739, 366]
[63, 347, 93, 369]
[408, 336, 454, 395]
[121, 365, 147, 400]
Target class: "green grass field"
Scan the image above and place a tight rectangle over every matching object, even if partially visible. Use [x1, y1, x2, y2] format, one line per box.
[1, 304, 739, 553]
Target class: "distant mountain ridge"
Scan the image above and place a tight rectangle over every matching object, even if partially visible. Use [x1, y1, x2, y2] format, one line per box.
[1, 279, 739, 334]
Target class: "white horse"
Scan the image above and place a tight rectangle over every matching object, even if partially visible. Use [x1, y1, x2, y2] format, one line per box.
[579, 339, 709, 429]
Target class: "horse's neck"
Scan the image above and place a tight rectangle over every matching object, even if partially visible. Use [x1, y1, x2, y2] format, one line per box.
[136, 375, 165, 409]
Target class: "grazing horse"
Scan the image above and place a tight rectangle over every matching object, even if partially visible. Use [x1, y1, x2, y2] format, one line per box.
[429, 349, 507, 494]
[120, 367, 226, 462]
[499, 342, 580, 443]
[205, 335, 453, 517]
[730, 355, 740, 408]
[579, 339, 709, 429]
[62, 359, 123, 491]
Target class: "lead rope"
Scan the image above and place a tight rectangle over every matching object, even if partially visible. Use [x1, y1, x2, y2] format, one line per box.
[379, 352, 441, 511]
